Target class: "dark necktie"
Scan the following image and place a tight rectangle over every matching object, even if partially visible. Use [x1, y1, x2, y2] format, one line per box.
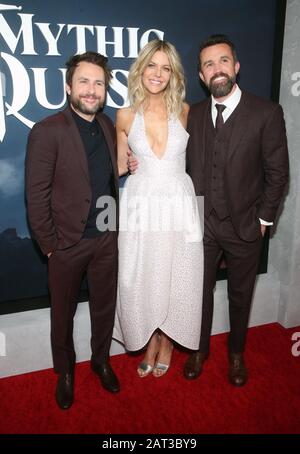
[215, 104, 226, 133]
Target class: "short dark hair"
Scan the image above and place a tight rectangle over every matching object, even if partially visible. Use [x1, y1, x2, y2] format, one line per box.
[199, 34, 238, 65]
[65, 51, 112, 88]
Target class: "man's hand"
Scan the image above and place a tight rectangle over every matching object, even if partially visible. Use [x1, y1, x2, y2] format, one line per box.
[127, 150, 138, 174]
[260, 225, 267, 237]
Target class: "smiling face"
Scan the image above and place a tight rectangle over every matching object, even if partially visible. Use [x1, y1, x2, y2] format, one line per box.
[66, 61, 106, 121]
[199, 43, 240, 101]
[141, 50, 172, 95]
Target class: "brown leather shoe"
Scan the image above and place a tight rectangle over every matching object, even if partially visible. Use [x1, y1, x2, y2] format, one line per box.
[55, 372, 74, 410]
[91, 361, 120, 393]
[183, 351, 208, 380]
[228, 353, 248, 387]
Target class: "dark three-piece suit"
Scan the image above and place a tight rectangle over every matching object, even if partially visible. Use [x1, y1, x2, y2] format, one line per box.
[186, 91, 289, 353]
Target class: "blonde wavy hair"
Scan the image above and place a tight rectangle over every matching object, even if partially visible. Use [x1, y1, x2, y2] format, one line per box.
[128, 39, 186, 117]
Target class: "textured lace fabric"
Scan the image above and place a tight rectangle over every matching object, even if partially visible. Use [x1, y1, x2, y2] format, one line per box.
[113, 111, 203, 350]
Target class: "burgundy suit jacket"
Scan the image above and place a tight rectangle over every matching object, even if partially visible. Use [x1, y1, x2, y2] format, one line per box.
[186, 91, 289, 241]
[26, 106, 118, 255]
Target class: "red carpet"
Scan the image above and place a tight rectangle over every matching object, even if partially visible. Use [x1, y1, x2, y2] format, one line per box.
[0, 323, 300, 434]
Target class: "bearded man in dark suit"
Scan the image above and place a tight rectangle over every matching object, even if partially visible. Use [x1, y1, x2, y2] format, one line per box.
[184, 35, 289, 386]
[26, 52, 120, 409]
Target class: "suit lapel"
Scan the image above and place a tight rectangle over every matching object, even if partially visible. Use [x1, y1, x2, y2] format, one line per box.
[63, 107, 90, 183]
[96, 113, 119, 203]
[63, 108, 118, 192]
[227, 92, 249, 161]
[202, 98, 211, 169]
[96, 114, 118, 179]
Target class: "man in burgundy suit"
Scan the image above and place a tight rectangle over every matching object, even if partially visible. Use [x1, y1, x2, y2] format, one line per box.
[183, 35, 289, 386]
[26, 52, 120, 409]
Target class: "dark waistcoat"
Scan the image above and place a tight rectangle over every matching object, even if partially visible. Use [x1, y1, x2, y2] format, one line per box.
[205, 108, 240, 219]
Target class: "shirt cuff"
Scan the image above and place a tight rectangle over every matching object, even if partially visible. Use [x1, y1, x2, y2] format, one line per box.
[259, 218, 273, 226]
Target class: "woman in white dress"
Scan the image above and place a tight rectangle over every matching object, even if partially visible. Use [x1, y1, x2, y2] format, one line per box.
[113, 40, 203, 377]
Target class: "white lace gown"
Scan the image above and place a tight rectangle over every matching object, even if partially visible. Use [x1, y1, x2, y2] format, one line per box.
[113, 111, 203, 351]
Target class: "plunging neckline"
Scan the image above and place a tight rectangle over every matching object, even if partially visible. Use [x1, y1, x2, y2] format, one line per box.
[141, 111, 169, 160]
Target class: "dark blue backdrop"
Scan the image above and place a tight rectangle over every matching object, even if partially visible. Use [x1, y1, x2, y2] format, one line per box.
[0, 0, 281, 307]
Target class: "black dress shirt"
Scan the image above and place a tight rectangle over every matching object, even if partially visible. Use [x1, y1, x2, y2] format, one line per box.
[72, 109, 114, 238]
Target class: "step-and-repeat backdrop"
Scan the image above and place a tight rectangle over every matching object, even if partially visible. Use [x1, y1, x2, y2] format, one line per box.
[0, 0, 280, 307]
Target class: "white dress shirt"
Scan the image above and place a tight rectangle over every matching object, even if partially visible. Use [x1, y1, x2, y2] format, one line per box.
[211, 84, 242, 127]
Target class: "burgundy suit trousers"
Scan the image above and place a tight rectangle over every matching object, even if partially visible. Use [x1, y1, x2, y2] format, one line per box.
[200, 211, 263, 354]
[48, 232, 118, 374]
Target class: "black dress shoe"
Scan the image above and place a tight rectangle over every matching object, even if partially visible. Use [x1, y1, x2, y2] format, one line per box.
[91, 361, 120, 393]
[55, 372, 74, 410]
[228, 353, 248, 387]
[183, 351, 208, 380]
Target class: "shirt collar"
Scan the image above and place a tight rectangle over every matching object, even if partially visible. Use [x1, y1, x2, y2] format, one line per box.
[211, 84, 242, 112]
[71, 107, 98, 133]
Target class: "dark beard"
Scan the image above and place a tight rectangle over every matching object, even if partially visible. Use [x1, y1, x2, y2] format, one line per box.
[209, 72, 236, 98]
[70, 96, 103, 116]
